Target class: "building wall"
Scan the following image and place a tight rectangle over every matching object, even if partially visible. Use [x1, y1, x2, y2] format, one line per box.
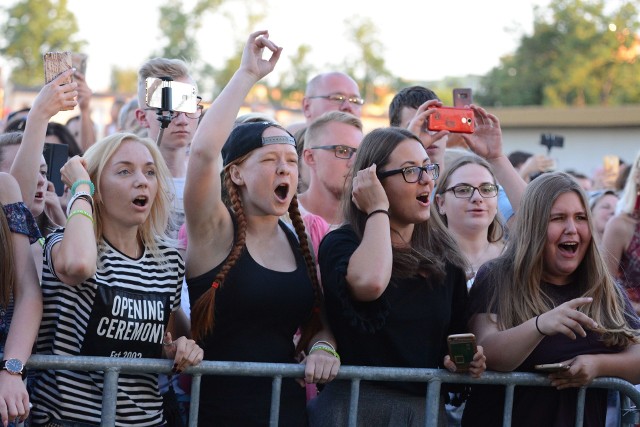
[501, 127, 639, 177]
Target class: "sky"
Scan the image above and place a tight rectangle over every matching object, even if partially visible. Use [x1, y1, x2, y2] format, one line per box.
[0, 0, 552, 93]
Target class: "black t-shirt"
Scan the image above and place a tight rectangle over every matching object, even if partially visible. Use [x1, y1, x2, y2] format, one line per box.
[188, 221, 313, 427]
[462, 263, 640, 427]
[318, 225, 469, 395]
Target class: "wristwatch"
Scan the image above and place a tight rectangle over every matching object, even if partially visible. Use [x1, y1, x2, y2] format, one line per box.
[0, 359, 26, 379]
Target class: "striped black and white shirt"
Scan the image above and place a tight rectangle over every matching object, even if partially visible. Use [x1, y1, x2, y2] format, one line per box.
[32, 231, 184, 426]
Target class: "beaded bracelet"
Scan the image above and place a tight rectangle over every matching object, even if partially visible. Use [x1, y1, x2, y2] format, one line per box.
[366, 209, 389, 221]
[67, 209, 94, 224]
[66, 191, 94, 217]
[309, 344, 340, 360]
[71, 179, 95, 196]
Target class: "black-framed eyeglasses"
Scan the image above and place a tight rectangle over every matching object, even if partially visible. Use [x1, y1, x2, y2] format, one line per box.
[144, 104, 203, 120]
[444, 183, 498, 199]
[309, 145, 357, 159]
[377, 164, 440, 183]
[308, 93, 364, 106]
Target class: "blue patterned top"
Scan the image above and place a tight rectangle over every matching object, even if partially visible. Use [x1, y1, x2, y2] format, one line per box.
[2, 202, 41, 244]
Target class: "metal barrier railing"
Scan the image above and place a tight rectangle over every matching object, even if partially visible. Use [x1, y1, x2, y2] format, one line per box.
[24, 354, 640, 427]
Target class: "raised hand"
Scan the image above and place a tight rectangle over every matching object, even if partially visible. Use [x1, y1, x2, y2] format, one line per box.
[351, 164, 389, 214]
[30, 69, 78, 120]
[406, 100, 450, 148]
[536, 297, 598, 340]
[60, 156, 90, 189]
[462, 105, 503, 161]
[239, 30, 283, 81]
[74, 71, 93, 112]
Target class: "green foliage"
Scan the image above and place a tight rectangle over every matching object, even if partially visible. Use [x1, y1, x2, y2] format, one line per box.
[477, 0, 640, 106]
[1, 0, 85, 87]
[342, 17, 392, 104]
[110, 67, 138, 95]
[276, 44, 315, 106]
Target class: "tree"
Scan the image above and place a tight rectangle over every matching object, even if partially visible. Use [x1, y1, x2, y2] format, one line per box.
[275, 44, 315, 108]
[1, 0, 84, 87]
[155, 0, 225, 61]
[154, 0, 226, 98]
[477, 0, 640, 107]
[341, 17, 393, 104]
[110, 66, 138, 95]
[209, 0, 268, 99]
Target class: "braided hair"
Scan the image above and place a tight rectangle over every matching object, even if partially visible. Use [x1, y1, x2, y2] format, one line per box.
[191, 171, 323, 353]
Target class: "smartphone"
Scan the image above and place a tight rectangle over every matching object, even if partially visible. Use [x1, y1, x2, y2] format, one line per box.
[453, 88, 473, 108]
[447, 333, 477, 373]
[43, 51, 73, 85]
[534, 363, 571, 373]
[428, 107, 475, 134]
[43, 143, 69, 196]
[540, 134, 564, 150]
[603, 155, 620, 179]
[145, 78, 198, 114]
[72, 53, 88, 76]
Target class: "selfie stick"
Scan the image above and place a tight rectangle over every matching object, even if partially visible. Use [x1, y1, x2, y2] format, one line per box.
[155, 77, 174, 147]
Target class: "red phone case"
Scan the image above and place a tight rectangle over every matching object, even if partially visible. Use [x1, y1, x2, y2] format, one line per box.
[428, 107, 475, 134]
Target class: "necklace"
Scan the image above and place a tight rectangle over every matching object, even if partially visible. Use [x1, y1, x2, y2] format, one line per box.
[466, 240, 492, 279]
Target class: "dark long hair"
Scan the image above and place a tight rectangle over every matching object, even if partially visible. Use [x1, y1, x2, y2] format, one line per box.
[343, 127, 467, 281]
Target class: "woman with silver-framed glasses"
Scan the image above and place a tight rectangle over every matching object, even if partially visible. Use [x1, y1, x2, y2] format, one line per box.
[435, 154, 506, 288]
[308, 127, 486, 427]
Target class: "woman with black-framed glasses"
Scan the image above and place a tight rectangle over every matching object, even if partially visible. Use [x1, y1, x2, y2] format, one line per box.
[308, 127, 486, 427]
[434, 154, 506, 287]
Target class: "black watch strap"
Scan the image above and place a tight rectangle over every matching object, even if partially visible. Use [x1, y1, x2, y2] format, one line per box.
[0, 359, 26, 380]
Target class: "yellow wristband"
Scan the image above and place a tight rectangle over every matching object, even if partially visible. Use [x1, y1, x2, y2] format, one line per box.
[309, 344, 340, 360]
[67, 209, 94, 224]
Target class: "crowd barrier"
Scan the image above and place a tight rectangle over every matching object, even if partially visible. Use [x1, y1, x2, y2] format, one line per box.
[22, 354, 640, 427]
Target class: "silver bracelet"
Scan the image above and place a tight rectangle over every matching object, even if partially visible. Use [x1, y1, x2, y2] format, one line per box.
[66, 191, 93, 217]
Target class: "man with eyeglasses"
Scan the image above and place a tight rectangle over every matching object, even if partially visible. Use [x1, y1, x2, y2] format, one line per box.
[303, 72, 363, 121]
[135, 58, 201, 239]
[298, 111, 363, 256]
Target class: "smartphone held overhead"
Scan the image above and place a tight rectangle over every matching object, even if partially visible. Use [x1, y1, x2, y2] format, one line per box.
[43, 51, 76, 111]
[453, 88, 473, 108]
[428, 107, 475, 134]
[145, 78, 199, 114]
[44, 51, 73, 85]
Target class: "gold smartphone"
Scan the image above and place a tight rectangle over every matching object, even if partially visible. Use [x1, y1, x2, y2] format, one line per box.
[44, 51, 73, 84]
[447, 333, 477, 372]
[534, 363, 571, 373]
[72, 53, 88, 76]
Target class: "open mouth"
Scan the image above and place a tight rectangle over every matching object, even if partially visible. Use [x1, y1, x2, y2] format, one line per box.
[558, 242, 578, 254]
[274, 184, 289, 201]
[416, 193, 429, 204]
[35, 191, 44, 199]
[133, 196, 148, 207]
